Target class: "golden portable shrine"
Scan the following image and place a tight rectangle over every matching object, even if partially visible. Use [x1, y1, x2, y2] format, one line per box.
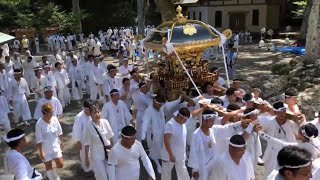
[144, 6, 232, 100]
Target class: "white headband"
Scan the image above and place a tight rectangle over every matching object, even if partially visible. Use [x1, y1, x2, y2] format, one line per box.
[4, 133, 25, 143]
[120, 132, 136, 138]
[229, 141, 246, 148]
[110, 91, 119, 95]
[154, 99, 164, 105]
[273, 106, 287, 112]
[243, 109, 259, 117]
[280, 161, 312, 169]
[301, 128, 314, 139]
[13, 71, 21, 75]
[173, 110, 188, 119]
[202, 114, 217, 120]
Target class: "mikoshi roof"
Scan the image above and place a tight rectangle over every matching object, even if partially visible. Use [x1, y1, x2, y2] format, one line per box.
[0, 32, 15, 45]
[144, 5, 221, 52]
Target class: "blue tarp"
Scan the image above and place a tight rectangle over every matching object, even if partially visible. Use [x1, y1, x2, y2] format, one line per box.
[276, 46, 305, 56]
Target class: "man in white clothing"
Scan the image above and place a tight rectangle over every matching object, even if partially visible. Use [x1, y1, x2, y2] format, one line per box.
[258, 101, 301, 179]
[119, 78, 133, 111]
[35, 35, 40, 53]
[88, 57, 105, 102]
[118, 58, 133, 78]
[102, 64, 122, 100]
[4, 129, 43, 180]
[101, 89, 132, 143]
[161, 107, 190, 180]
[209, 134, 255, 180]
[132, 82, 153, 142]
[31, 67, 46, 100]
[7, 69, 32, 125]
[42, 63, 58, 97]
[0, 62, 10, 96]
[267, 146, 313, 180]
[34, 86, 63, 120]
[53, 62, 70, 107]
[72, 100, 94, 174]
[68, 57, 84, 100]
[141, 95, 181, 174]
[108, 126, 156, 180]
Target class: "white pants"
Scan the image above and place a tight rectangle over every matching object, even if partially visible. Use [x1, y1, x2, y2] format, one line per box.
[12, 98, 31, 123]
[57, 87, 70, 108]
[71, 81, 83, 100]
[36, 43, 40, 52]
[199, 158, 215, 180]
[24, 71, 34, 89]
[161, 161, 190, 180]
[89, 83, 102, 101]
[0, 113, 11, 132]
[92, 159, 108, 180]
[80, 145, 92, 172]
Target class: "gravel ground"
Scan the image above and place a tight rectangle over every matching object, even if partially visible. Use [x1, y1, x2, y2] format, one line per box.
[0, 42, 297, 179]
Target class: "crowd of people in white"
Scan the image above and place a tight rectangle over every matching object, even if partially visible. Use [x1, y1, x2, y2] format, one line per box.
[1, 29, 320, 180]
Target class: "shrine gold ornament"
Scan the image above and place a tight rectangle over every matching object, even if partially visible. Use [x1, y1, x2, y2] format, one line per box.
[144, 5, 231, 100]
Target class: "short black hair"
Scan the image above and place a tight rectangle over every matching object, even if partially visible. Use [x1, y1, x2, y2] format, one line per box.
[243, 94, 253, 102]
[226, 87, 237, 96]
[285, 88, 297, 97]
[301, 123, 319, 139]
[229, 134, 245, 146]
[226, 103, 241, 111]
[55, 62, 62, 68]
[122, 78, 130, 84]
[243, 108, 256, 117]
[154, 95, 166, 104]
[179, 107, 190, 118]
[121, 126, 137, 137]
[84, 99, 94, 109]
[278, 146, 312, 176]
[211, 97, 224, 106]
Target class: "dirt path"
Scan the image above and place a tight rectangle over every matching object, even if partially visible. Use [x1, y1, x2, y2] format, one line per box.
[0, 43, 297, 180]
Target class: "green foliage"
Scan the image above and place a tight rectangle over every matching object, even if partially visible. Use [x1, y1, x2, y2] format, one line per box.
[291, 0, 307, 19]
[0, 1, 89, 32]
[271, 63, 290, 75]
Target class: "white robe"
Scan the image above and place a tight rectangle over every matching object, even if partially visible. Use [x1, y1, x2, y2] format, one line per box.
[72, 110, 93, 172]
[258, 115, 298, 179]
[210, 152, 255, 180]
[4, 149, 42, 180]
[88, 64, 105, 101]
[108, 141, 155, 180]
[53, 70, 70, 107]
[7, 78, 31, 122]
[68, 64, 84, 100]
[101, 100, 132, 143]
[0, 95, 11, 132]
[132, 91, 153, 141]
[30, 75, 46, 100]
[35, 116, 63, 161]
[42, 71, 58, 97]
[118, 65, 133, 78]
[22, 61, 37, 88]
[102, 74, 122, 97]
[0, 69, 10, 95]
[33, 97, 63, 120]
[119, 87, 133, 111]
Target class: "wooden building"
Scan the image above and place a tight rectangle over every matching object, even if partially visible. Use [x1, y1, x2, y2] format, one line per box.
[184, 0, 285, 32]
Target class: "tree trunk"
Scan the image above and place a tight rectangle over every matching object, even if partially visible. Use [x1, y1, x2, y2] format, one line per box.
[305, 0, 320, 63]
[300, 0, 313, 39]
[154, 0, 176, 22]
[72, 0, 82, 33]
[137, 0, 146, 35]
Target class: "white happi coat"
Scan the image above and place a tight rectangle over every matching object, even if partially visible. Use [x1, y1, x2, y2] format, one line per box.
[42, 71, 57, 96]
[33, 97, 63, 120]
[7, 78, 31, 122]
[0, 69, 9, 93]
[53, 70, 70, 107]
[102, 74, 122, 97]
[72, 110, 93, 172]
[210, 151, 255, 180]
[119, 87, 133, 111]
[108, 141, 155, 180]
[132, 91, 153, 141]
[118, 65, 133, 78]
[258, 116, 298, 179]
[88, 64, 105, 100]
[101, 100, 132, 143]
[259, 131, 320, 160]
[68, 64, 84, 100]
[30, 75, 46, 100]
[4, 149, 42, 180]
[4, 61, 14, 77]
[22, 61, 37, 87]
[0, 95, 11, 131]
[35, 116, 63, 161]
